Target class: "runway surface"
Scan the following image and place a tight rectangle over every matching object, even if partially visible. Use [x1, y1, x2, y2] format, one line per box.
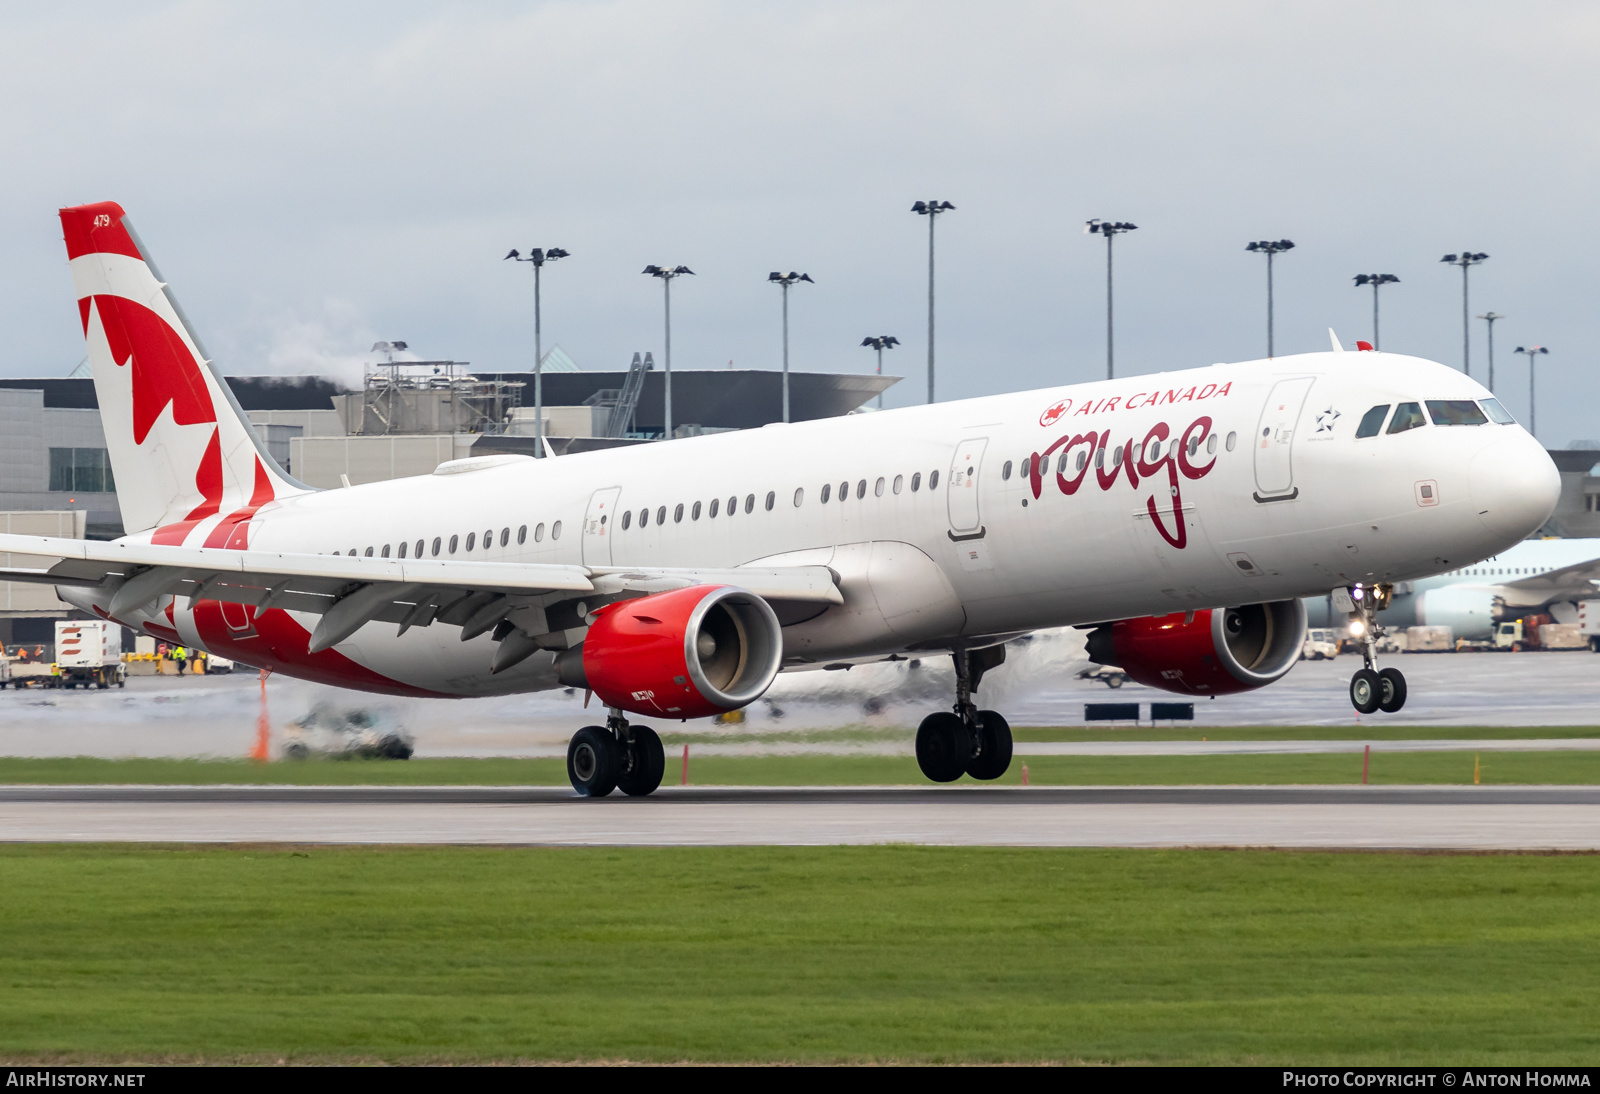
[4, 785, 1600, 849]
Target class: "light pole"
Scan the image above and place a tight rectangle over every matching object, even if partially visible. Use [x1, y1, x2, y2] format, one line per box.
[642, 264, 694, 439]
[860, 336, 899, 409]
[504, 246, 570, 454]
[1478, 312, 1504, 392]
[1352, 273, 1399, 351]
[911, 200, 954, 403]
[1245, 239, 1295, 358]
[1085, 220, 1137, 379]
[1514, 344, 1549, 439]
[1441, 251, 1489, 377]
[768, 271, 814, 423]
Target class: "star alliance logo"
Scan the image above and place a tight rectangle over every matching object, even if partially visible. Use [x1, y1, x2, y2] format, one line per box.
[1315, 406, 1340, 433]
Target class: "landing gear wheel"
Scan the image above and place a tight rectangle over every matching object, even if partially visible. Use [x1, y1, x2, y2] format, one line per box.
[616, 725, 665, 797]
[1377, 667, 1407, 713]
[916, 712, 972, 783]
[567, 725, 619, 798]
[966, 710, 1013, 781]
[1349, 668, 1381, 715]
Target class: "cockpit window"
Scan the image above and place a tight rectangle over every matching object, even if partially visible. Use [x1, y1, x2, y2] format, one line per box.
[1426, 399, 1489, 426]
[1355, 404, 1390, 438]
[1387, 402, 1427, 434]
[1481, 398, 1517, 425]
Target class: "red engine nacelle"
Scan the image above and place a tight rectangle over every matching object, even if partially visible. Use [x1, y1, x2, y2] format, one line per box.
[1084, 599, 1307, 696]
[556, 584, 783, 719]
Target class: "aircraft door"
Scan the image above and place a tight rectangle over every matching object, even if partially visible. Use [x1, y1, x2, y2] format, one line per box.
[1253, 377, 1315, 501]
[582, 487, 622, 566]
[947, 437, 989, 539]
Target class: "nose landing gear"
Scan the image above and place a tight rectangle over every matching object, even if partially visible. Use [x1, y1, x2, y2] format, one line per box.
[914, 645, 1013, 783]
[567, 709, 666, 797]
[1345, 583, 1406, 714]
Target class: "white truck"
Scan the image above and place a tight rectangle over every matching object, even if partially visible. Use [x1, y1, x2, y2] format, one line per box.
[53, 620, 126, 689]
[1579, 601, 1600, 653]
[1301, 629, 1340, 660]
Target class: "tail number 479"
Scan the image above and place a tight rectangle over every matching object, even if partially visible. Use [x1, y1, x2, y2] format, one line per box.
[93, 214, 112, 228]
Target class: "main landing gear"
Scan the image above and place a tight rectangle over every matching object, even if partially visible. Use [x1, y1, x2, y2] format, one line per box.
[567, 710, 666, 798]
[1345, 582, 1407, 715]
[915, 645, 1014, 783]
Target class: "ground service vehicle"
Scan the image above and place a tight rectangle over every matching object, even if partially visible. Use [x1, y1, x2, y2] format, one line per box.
[54, 620, 126, 688]
[1301, 629, 1339, 660]
[1580, 600, 1600, 653]
[0, 201, 1563, 794]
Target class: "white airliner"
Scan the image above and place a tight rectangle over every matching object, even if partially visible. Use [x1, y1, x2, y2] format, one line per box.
[0, 202, 1562, 795]
[1306, 537, 1600, 640]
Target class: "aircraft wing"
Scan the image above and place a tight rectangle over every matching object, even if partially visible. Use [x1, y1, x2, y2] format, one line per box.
[1499, 554, 1600, 602]
[0, 533, 842, 654]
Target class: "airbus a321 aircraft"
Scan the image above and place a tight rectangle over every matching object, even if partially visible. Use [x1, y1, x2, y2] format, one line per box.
[0, 202, 1562, 796]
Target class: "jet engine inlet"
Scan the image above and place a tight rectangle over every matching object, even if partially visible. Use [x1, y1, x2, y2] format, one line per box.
[576, 584, 783, 718]
[1087, 598, 1307, 696]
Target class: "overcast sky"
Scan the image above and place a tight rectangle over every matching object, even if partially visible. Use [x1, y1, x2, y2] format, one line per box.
[2, 1, 1596, 442]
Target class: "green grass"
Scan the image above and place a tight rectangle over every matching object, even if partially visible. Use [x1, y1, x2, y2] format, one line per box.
[1, 751, 1598, 786]
[0, 845, 1597, 1064]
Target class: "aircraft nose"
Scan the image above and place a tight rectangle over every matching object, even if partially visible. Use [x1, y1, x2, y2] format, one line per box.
[1468, 432, 1560, 541]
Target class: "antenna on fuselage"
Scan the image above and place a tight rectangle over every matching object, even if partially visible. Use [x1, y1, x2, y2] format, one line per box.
[1328, 328, 1345, 353]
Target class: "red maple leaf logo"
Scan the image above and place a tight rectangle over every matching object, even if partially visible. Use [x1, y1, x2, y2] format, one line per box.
[1039, 399, 1070, 427]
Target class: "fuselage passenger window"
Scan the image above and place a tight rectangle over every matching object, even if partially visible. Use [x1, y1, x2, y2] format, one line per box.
[792, 488, 803, 507]
[744, 494, 755, 514]
[517, 526, 527, 545]
[1225, 432, 1237, 451]
[551, 521, 561, 540]
[416, 539, 426, 557]
[622, 510, 632, 530]
[399, 541, 408, 559]
[693, 501, 702, 520]
[820, 483, 831, 503]
[856, 479, 866, 499]
[465, 533, 475, 551]
[874, 478, 884, 497]
[911, 472, 922, 492]
[535, 523, 545, 542]
[728, 495, 738, 515]
[381, 545, 391, 558]
[1387, 402, 1427, 434]
[710, 498, 720, 518]
[657, 506, 667, 525]
[1001, 461, 1013, 481]
[449, 535, 459, 554]
[893, 475, 903, 494]
[432, 537, 442, 557]
[675, 504, 684, 523]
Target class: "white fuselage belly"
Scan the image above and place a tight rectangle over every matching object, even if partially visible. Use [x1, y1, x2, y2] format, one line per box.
[117, 351, 1552, 697]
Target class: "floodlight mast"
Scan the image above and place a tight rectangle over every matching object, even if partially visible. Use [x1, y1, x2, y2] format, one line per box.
[860, 335, 899, 409]
[1513, 344, 1549, 439]
[911, 200, 954, 403]
[768, 272, 814, 424]
[642, 264, 694, 438]
[504, 246, 570, 454]
[1086, 220, 1137, 380]
[1352, 274, 1399, 351]
[1478, 312, 1504, 392]
[1441, 252, 1489, 376]
[1246, 240, 1295, 358]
